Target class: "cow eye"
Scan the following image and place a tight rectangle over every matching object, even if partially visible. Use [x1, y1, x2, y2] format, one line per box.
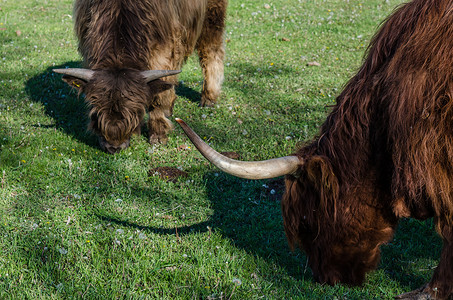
[299, 218, 313, 235]
[90, 114, 99, 130]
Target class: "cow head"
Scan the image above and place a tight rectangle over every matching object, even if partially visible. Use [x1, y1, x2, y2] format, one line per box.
[281, 154, 396, 285]
[175, 118, 397, 286]
[54, 68, 180, 153]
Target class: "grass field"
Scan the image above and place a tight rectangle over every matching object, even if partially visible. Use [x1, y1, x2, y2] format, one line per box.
[0, 0, 443, 299]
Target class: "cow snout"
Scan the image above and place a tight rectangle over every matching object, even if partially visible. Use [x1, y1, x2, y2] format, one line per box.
[99, 137, 130, 154]
[105, 143, 126, 154]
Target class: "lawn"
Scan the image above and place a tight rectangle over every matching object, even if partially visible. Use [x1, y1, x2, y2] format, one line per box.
[0, 0, 442, 299]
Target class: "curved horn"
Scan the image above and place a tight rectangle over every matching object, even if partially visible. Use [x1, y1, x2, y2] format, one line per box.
[175, 118, 303, 179]
[53, 68, 94, 82]
[141, 70, 181, 83]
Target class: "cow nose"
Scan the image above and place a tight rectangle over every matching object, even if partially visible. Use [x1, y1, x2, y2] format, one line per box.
[99, 137, 130, 154]
[103, 139, 130, 154]
[106, 142, 130, 154]
[105, 145, 122, 154]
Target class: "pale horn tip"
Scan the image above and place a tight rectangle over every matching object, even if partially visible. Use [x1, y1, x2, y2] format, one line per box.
[175, 118, 303, 179]
[161, 70, 182, 77]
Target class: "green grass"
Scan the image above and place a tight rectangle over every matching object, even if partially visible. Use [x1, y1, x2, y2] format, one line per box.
[0, 0, 442, 298]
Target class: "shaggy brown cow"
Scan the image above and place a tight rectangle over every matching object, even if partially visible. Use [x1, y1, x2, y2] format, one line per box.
[175, 0, 453, 298]
[54, 0, 227, 153]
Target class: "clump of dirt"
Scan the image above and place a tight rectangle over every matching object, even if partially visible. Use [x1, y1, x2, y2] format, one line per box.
[220, 151, 240, 159]
[148, 166, 188, 183]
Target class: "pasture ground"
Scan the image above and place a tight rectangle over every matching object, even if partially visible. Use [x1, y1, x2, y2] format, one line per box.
[0, 0, 441, 298]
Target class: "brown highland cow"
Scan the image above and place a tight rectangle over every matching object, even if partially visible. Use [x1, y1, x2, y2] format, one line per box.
[176, 0, 453, 298]
[54, 0, 227, 153]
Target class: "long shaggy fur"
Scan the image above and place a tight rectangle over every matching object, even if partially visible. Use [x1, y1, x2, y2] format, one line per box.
[68, 0, 227, 151]
[282, 0, 453, 298]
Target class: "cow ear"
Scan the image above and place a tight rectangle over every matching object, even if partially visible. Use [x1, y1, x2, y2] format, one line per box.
[281, 176, 305, 250]
[305, 156, 339, 219]
[281, 156, 338, 249]
[53, 68, 94, 91]
[61, 75, 87, 91]
[147, 79, 174, 95]
[306, 156, 338, 191]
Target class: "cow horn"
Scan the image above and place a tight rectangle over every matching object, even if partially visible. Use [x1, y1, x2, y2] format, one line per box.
[53, 68, 94, 82]
[175, 118, 303, 179]
[141, 70, 181, 82]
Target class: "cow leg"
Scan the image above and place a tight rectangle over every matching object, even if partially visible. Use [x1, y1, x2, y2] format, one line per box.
[148, 107, 173, 144]
[426, 220, 453, 299]
[148, 89, 176, 144]
[196, 1, 227, 107]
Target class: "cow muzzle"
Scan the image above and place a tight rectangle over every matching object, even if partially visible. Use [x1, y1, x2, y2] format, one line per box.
[99, 137, 130, 154]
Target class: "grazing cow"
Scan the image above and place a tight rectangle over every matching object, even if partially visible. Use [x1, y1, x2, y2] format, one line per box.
[54, 0, 227, 153]
[175, 0, 453, 298]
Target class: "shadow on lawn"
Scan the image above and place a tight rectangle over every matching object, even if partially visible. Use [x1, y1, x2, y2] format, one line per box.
[95, 172, 308, 280]
[96, 168, 443, 296]
[24, 62, 97, 147]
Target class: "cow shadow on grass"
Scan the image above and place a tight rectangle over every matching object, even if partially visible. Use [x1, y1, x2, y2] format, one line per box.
[95, 168, 443, 297]
[95, 172, 308, 280]
[11, 150, 443, 299]
[176, 82, 202, 104]
[24, 62, 205, 150]
[25, 62, 98, 148]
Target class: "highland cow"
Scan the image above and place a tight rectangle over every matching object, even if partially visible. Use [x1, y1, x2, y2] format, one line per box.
[54, 0, 227, 153]
[175, 0, 453, 298]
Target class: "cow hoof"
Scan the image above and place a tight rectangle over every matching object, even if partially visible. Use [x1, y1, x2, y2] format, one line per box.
[199, 98, 216, 107]
[395, 285, 435, 300]
[149, 134, 168, 145]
